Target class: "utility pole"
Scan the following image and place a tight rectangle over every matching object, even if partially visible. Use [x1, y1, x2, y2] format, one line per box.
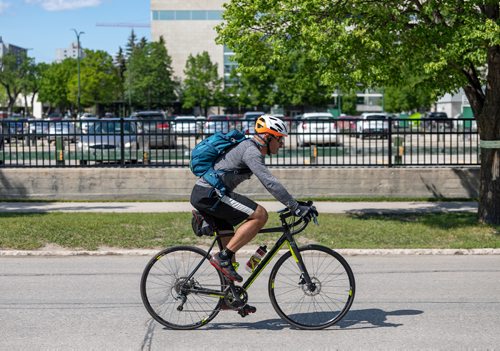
[72, 29, 84, 117]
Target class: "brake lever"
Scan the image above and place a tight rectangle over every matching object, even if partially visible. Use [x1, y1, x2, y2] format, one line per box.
[313, 215, 319, 225]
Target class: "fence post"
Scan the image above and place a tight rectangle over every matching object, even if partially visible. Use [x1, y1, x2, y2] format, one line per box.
[388, 116, 393, 167]
[393, 136, 404, 165]
[120, 117, 125, 166]
[55, 136, 65, 166]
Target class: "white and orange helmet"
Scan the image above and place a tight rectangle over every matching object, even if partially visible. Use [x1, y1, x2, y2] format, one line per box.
[254, 115, 288, 137]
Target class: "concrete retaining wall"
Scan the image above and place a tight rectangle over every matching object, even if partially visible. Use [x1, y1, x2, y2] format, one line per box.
[0, 167, 479, 200]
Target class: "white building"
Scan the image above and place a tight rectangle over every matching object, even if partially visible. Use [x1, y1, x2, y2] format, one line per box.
[435, 89, 473, 118]
[150, 0, 229, 83]
[55, 42, 84, 62]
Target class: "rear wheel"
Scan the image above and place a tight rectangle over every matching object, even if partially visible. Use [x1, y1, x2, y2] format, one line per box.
[268, 244, 355, 330]
[141, 246, 225, 329]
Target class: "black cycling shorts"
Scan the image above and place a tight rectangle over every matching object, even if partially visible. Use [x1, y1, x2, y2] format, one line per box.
[190, 184, 258, 231]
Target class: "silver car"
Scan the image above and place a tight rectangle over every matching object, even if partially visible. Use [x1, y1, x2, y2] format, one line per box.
[133, 111, 177, 149]
[77, 118, 142, 165]
[204, 115, 230, 135]
[48, 120, 79, 142]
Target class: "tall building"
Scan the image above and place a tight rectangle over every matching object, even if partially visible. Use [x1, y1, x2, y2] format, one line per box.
[0, 36, 28, 65]
[55, 42, 84, 62]
[151, 0, 231, 84]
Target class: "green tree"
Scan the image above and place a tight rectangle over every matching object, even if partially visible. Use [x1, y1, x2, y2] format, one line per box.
[182, 51, 223, 116]
[20, 60, 48, 115]
[341, 91, 359, 116]
[125, 37, 175, 109]
[0, 85, 7, 107]
[0, 52, 26, 114]
[125, 30, 138, 59]
[38, 59, 75, 113]
[125, 37, 176, 110]
[218, 0, 500, 224]
[67, 49, 121, 111]
[114, 47, 127, 115]
[384, 75, 436, 113]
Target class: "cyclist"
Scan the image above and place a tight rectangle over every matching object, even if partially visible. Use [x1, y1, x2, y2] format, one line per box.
[190, 115, 316, 288]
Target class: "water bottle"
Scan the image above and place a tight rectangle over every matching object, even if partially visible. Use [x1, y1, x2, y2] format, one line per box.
[245, 245, 267, 273]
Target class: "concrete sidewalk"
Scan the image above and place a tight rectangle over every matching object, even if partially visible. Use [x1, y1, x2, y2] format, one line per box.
[0, 201, 478, 214]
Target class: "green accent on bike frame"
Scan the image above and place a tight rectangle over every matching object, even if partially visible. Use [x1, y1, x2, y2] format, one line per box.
[245, 240, 288, 289]
[287, 241, 299, 263]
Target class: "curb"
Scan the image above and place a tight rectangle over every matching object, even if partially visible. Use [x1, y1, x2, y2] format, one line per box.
[1, 248, 499, 257]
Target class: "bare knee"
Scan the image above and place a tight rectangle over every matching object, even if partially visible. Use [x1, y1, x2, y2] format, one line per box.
[250, 205, 268, 225]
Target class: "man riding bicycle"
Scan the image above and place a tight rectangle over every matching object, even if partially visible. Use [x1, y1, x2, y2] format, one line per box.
[190, 115, 316, 313]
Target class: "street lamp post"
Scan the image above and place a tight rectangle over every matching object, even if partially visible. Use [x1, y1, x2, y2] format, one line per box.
[71, 29, 84, 117]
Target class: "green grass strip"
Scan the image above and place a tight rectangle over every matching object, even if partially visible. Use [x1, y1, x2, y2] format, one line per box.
[0, 212, 498, 251]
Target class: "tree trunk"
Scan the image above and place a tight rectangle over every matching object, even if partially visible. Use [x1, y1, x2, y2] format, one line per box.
[478, 150, 500, 224]
[474, 45, 500, 225]
[24, 95, 30, 116]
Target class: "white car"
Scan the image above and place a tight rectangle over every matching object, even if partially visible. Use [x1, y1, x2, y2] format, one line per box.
[296, 112, 337, 146]
[356, 113, 391, 139]
[173, 116, 201, 135]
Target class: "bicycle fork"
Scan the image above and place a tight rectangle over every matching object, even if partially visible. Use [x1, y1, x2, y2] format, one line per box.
[286, 240, 317, 292]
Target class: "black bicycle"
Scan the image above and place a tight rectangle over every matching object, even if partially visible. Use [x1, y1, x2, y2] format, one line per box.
[140, 202, 355, 330]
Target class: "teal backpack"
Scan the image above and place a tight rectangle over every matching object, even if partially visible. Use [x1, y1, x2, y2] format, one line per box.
[190, 129, 249, 196]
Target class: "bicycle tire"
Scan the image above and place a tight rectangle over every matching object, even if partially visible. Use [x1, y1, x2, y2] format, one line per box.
[140, 245, 224, 330]
[268, 244, 355, 330]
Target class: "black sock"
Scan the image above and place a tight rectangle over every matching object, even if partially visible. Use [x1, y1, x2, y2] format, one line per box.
[220, 248, 234, 260]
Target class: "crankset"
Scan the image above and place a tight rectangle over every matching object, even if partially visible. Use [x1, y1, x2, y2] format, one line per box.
[224, 286, 248, 309]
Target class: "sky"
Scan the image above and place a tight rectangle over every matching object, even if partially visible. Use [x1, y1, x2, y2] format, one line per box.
[0, 0, 151, 63]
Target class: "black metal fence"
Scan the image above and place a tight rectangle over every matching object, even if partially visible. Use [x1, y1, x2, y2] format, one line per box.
[0, 117, 479, 168]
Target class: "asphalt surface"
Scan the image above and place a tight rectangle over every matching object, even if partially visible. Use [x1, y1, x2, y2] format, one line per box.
[1, 255, 499, 350]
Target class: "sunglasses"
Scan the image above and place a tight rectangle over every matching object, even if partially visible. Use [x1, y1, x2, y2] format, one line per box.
[272, 136, 284, 144]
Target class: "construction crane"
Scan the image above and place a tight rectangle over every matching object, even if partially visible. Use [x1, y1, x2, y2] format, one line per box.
[96, 22, 150, 28]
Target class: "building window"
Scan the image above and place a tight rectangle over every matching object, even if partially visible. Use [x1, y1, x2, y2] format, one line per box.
[152, 10, 223, 21]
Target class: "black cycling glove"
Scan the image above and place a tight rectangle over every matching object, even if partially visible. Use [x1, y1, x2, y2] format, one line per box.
[293, 202, 318, 221]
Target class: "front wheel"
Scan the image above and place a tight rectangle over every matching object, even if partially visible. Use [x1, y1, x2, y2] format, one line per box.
[268, 244, 355, 330]
[140, 246, 225, 330]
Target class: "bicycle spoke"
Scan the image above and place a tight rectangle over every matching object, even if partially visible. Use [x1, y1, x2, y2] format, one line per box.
[141, 246, 223, 330]
[269, 245, 355, 329]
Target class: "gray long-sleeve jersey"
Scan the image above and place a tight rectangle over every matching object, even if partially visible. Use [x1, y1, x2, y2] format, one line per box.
[196, 138, 299, 210]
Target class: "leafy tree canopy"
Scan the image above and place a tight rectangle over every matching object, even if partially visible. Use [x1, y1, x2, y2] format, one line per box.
[218, 1, 500, 223]
[125, 37, 176, 110]
[67, 49, 121, 108]
[182, 51, 223, 116]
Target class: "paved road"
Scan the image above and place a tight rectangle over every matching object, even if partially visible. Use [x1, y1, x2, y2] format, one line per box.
[0, 255, 499, 350]
[0, 201, 478, 214]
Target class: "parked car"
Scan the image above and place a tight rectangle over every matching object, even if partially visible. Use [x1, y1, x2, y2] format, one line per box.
[296, 112, 338, 146]
[337, 115, 361, 132]
[205, 115, 230, 135]
[356, 113, 391, 139]
[48, 120, 79, 142]
[1, 118, 28, 143]
[28, 119, 50, 139]
[77, 118, 142, 165]
[452, 113, 478, 132]
[240, 111, 265, 135]
[132, 111, 176, 149]
[173, 116, 201, 135]
[423, 111, 453, 129]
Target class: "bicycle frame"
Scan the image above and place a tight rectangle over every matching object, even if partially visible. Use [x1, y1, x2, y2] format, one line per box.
[182, 210, 316, 300]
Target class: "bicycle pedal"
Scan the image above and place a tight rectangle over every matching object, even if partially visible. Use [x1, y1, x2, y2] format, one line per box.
[237, 305, 256, 318]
